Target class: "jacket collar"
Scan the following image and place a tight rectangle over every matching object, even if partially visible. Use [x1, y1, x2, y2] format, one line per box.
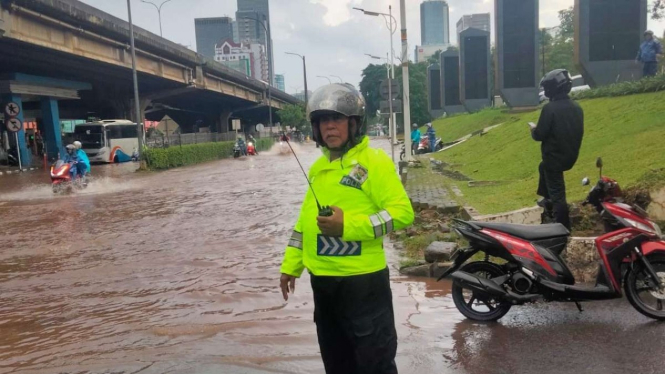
[313, 136, 369, 173]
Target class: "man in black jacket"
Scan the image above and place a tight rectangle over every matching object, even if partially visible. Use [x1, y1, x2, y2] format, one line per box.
[531, 69, 584, 230]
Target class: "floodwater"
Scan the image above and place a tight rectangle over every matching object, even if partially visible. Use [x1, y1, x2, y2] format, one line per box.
[1, 139, 663, 374]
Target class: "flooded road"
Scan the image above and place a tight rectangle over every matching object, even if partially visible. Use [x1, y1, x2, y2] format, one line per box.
[1, 139, 663, 374]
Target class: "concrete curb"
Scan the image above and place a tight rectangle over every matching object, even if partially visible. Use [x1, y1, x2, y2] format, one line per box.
[0, 167, 39, 176]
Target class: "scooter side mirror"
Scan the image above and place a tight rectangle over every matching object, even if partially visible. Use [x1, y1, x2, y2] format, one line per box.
[596, 157, 603, 179]
[582, 177, 590, 186]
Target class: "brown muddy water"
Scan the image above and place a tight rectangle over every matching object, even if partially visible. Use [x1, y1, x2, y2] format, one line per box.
[2, 140, 662, 374]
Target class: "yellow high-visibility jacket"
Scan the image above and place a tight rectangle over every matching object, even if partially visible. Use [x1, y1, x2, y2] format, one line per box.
[280, 137, 414, 277]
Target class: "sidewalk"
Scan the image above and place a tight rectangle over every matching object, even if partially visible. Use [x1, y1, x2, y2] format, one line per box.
[404, 159, 460, 213]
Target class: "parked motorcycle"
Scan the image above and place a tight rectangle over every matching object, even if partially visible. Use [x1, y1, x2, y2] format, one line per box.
[399, 142, 414, 161]
[416, 137, 443, 154]
[440, 158, 665, 321]
[51, 160, 89, 194]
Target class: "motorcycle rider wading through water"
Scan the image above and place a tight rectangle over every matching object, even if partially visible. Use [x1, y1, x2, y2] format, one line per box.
[279, 83, 414, 374]
[532, 69, 584, 230]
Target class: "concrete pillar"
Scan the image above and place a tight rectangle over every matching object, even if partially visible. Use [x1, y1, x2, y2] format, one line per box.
[40, 97, 63, 162]
[2, 94, 31, 167]
[218, 111, 232, 133]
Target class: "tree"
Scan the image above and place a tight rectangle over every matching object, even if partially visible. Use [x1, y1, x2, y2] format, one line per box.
[653, 0, 664, 19]
[427, 49, 443, 64]
[359, 63, 391, 119]
[277, 104, 309, 134]
[394, 62, 431, 131]
[541, 7, 579, 76]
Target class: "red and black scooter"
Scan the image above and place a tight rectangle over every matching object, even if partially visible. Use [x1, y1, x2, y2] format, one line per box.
[439, 158, 665, 321]
[50, 160, 88, 194]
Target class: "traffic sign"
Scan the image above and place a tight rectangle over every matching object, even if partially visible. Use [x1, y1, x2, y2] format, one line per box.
[380, 100, 402, 114]
[4, 102, 20, 118]
[232, 119, 241, 130]
[380, 79, 401, 100]
[6, 118, 23, 132]
[256, 123, 265, 132]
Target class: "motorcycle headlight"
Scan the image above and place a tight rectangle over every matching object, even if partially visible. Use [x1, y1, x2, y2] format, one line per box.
[624, 218, 660, 236]
[248, 142, 253, 147]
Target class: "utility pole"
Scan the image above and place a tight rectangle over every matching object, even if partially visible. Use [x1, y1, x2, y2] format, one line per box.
[127, 0, 144, 161]
[400, 0, 413, 161]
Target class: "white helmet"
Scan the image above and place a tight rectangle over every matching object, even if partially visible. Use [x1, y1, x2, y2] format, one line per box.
[73, 141, 82, 150]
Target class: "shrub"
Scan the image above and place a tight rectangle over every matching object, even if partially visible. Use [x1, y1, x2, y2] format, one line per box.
[572, 73, 665, 100]
[143, 138, 274, 170]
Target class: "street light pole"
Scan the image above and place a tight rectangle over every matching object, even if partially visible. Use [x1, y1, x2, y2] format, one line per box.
[140, 0, 173, 37]
[365, 53, 394, 163]
[317, 76, 332, 84]
[286, 52, 309, 104]
[127, 0, 144, 161]
[354, 5, 398, 160]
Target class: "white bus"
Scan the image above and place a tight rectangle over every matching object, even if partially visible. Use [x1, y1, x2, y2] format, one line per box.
[73, 120, 139, 163]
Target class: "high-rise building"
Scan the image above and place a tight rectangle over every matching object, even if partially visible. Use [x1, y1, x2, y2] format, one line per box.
[421, 0, 450, 46]
[457, 13, 491, 38]
[237, 0, 270, 21]
[235, 11, 268, 45]
[195, 17, 234, 59]
[214, 39, 268, 82]
[275, 74, 285, 92]
[236, 0, 273, 87]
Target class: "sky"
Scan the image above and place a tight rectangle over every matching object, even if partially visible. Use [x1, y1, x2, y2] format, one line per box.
[80, 0, 665, 95]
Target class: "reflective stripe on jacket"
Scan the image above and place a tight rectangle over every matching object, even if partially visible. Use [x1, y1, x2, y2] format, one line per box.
[280, 136, 414, 277]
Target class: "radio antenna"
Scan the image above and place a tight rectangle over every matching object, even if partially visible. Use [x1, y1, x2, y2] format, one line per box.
[282, 133, 332, 216]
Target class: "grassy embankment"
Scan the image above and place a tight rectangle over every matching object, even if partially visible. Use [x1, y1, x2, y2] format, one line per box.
[428, 90, 665, 214]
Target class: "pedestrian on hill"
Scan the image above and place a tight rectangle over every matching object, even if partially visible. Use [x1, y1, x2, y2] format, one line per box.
[426, 123, 436, 153]
[410, 123, 421, 155]
[636, 30, 663, 78]
[279, 83, 414, 374]
[531, 69, 584, 230]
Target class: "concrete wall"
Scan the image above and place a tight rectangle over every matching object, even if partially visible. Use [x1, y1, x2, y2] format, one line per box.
[495, 0, 540, 108]
[574, 0, 647, 87]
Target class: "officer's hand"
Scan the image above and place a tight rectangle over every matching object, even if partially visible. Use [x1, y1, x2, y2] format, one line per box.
[280, 273, 296, 301]
[317, 206, 344, 237]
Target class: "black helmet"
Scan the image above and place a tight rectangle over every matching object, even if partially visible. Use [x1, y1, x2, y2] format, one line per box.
[540, 69, 573, 100]
[307, 83, 366, 150]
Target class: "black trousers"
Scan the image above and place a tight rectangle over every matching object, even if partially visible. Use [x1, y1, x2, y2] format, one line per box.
[310, 267, 398, 374]
[537, 162, 571, 230]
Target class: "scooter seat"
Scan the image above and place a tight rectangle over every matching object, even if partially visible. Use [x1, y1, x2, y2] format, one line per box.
[472, 221, 570, 241]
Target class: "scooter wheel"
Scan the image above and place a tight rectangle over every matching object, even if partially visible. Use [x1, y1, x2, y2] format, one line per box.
[624, 254, 665, 320]
[451, 261, 512, 322]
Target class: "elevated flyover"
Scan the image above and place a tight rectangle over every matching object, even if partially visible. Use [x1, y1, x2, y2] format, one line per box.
[0, 0, 298, 163]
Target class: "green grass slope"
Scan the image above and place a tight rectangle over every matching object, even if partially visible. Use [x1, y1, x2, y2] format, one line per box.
[432, 108, 524, 143]
[430, 91, 665, 214]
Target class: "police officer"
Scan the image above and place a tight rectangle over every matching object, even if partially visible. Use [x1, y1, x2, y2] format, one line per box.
[279, 83, 414, 374]
[532, 69, 584, 230]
